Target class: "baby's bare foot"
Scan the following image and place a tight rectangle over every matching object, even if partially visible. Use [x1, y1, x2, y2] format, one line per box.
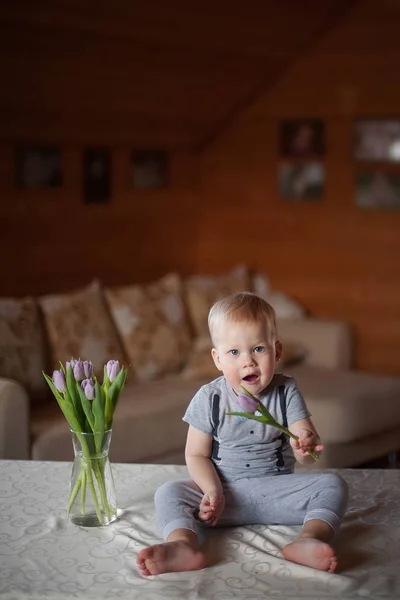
[282, 538, 337, 572]
[136, 541, 206, 576]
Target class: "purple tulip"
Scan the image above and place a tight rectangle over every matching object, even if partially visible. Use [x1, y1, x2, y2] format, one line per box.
[81, 378, 95, 400]
[52, 370, 66, 393]
[83, 360, 93, 378]
[72, 361, 85, 382]
[66, 359, 78, 373]
[106, 360, 120, 382]
[236, 393, 259, 413]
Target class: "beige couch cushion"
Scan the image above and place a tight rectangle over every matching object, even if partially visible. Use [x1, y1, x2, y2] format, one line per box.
[277, 318, 352, 370]
[39, 280, 125, 378]
[0, 297, 47, 404]
[184, 264, 250, 338]
[105, 273, 191, 381]
[288, 365, 400, 444]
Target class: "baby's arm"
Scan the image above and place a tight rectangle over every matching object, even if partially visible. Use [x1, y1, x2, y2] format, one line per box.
[289, 417, 324, 464]
[185, 425, 225, 525]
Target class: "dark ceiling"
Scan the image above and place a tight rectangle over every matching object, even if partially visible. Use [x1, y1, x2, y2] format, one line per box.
[0, 0, 358, 149]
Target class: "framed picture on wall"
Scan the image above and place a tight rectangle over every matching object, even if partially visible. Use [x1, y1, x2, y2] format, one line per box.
[354, 120, 400, 162]
[279, 119, 325, 158]
[355, 171, 400, 209]
[15, 147, 62, 188]
[278, 162, 325, 200]
[131, 150, 169, 189]
[83, 148, 111, 204]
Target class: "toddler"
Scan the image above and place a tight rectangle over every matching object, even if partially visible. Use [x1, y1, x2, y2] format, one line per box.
[137, 292, 348, 576]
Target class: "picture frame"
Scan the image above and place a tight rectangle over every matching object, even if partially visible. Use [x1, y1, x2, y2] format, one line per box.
[279, 119, 325, 158]
[278, 162, 325, 201]
[83, 148, 111, 204]
[131, 150, 169, 189]
[355, 171, 400, 210]
[354, 119, 400, 162]
[15, 147, 62, 189]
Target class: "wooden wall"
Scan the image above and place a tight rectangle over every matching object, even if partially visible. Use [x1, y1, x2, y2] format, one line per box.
[0, 5, 203, 298]
[0, 147, 199, 297]
[198, 1, 400, 375]
[1, 1, 400, 376]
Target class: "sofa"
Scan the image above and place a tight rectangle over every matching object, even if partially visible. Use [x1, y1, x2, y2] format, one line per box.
[1, 266, 400, 469]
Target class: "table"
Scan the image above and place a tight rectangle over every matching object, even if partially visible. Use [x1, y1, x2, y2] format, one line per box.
[1, 460, 400, 599]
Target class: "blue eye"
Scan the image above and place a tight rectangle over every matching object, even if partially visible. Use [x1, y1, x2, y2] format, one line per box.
[229, 349, 239, 356]
[254, 346, 264, 353]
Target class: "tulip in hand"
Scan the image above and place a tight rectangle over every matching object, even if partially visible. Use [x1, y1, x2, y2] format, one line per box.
[227, 386, 319, 461]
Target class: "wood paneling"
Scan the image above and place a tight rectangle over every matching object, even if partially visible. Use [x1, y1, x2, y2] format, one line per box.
[0, 146, 200, 296]
[197, 0, 400, 375]
[0, 0, 399, 376]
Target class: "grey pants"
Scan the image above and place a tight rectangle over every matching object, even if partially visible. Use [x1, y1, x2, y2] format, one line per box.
[155, 472, 348, 541]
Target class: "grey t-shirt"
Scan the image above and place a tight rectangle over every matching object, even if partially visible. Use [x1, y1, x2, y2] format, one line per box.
[183, 374, 311, 483]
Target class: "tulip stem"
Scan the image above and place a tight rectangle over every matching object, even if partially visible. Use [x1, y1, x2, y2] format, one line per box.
[93, 459, 112, 520]
[81, 467, 87, 514]
[85, 463, 103, 525]
[68, 471, 82, 513]
[75, 433, 104, 525]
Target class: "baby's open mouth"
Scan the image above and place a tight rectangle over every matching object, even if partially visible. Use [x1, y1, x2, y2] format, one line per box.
[243, 374, 258, 383]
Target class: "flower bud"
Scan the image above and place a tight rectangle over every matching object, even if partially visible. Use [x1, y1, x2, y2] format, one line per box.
[52, 370, 66, 393]
[83, 360, 93, 379]
[106, 360, 120, 382]
[236, 393, 258, 413]
[66, 359, 78, 373]
[73, 361, 85, 382]
[81, 378, 95, 400]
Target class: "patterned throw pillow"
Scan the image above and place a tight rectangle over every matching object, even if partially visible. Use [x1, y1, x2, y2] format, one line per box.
[39, 280, 125, 378]
[184, 264, 250, 338]
[252, 273, 306, 319]
[105, 273, 191, 381]
[0, 297, 47, 403]
[180, 336, 219, 380]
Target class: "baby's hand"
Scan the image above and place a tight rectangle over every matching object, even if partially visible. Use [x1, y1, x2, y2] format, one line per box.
[197, 491, 225, 526]
[290, 429, 324, 459]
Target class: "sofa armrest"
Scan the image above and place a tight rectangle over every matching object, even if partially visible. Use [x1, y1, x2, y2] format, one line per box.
[0, 378, 30, 459]
[277, 318, 353, 370]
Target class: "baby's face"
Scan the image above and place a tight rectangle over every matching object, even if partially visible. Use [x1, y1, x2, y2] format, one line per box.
[211, 319, 281, 397]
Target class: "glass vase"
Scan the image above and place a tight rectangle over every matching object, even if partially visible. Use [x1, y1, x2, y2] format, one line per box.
[68, 429, 117, 527]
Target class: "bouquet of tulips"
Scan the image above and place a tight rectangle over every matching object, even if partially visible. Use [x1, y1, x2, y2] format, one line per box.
[43, 359, 128, 525]
[226, 385, 319, 461]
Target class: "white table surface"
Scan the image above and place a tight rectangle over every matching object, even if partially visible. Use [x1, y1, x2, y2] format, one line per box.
[1, 460, 399, 600]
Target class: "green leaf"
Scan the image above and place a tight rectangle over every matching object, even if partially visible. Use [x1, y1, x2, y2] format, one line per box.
[101, 369, 111, 427]
[241, 385, 281, 426]
[43, 372, 81, 431]
[225, 411, 269, 423]
[77, 384, 95, 432]
[43, 372, 64, 404]
[66, 366, 86, 430]
[107, 368, 127, 411]
[235, 384, 318, 460]
[92, 380, 105, 433]
[104, 390, 114, 430]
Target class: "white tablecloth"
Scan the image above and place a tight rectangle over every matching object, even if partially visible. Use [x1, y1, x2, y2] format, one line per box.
[0, 460, 399, 600]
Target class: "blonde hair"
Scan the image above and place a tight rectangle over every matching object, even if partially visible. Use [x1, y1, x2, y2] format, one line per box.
[208, 292, 277, 345]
